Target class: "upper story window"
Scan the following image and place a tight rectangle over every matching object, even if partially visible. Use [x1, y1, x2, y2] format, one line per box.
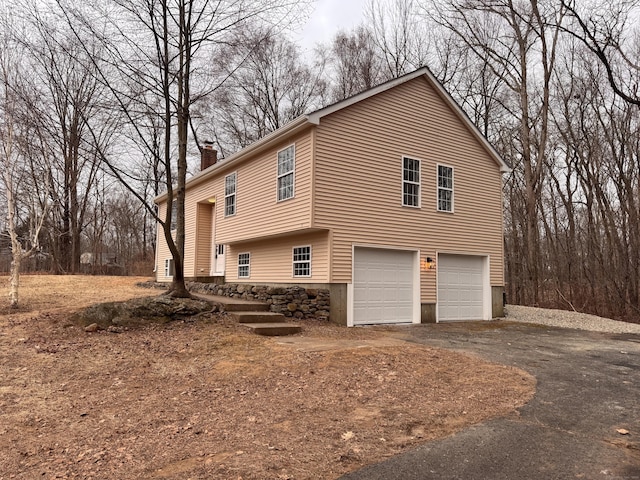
[277, 145, 295, 201]
[402, 156, 420, 207]
[437, 165, 454, 212]
[238, 252, 250, 278]
[170, 202, 177, 230]
[225, 172, 237, 217]
[293, 246, 311, 277]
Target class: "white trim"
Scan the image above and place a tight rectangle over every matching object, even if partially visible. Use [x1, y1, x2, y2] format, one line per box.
[170, 202, 177, 232]
[350, 243, 421, 326]
[347, 282, 354, 327]
[153, 218, 159, 274]
[435, 252, 491, 322]
[164, 258, 174, 278]
[483, 255, 492, 319]
[402, 155, 421, 208]
[276, 144, 296, 202]
[237, 252, 250, 278]
[292, 245, 312, 278]
[436, 164, 454, 213]
[224, 171, 237, 217]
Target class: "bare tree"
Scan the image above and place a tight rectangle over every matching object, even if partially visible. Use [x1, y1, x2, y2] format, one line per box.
[18, 12, 109, 274]
[366, 0, 430, 77]
[52, 0, 309, 296]
[0, 26, 50, 307]
[206, 26, 326, 151]
[430, 0, 566, 305]
[328, 25, 387, 101]
[560, 0, 640, 106]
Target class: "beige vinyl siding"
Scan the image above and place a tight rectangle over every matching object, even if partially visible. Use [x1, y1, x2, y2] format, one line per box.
[155, 129, 314, 279]
[155, 202, 174, 282]
[226, 231, 329, 283]
[313, 76, 504, 303]
[194, 203, 213, 275]
[215, 131, 313, 243]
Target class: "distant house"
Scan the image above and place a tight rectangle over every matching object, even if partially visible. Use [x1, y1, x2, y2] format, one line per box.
[80, 252, 117, 267]
[155, 67, 509, 326]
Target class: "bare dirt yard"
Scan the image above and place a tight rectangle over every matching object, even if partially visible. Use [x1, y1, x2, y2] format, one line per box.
[0, 276, 535, 479]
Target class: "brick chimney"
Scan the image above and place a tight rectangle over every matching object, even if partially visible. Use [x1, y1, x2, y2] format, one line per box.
[200, 141, 217, 171]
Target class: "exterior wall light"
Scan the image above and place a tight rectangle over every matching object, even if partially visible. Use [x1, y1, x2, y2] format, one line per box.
[421, 257, 436, 271]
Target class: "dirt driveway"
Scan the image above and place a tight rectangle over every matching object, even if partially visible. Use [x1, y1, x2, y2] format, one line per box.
[0, 276, 534, 479]
[342, 322, 640, 479]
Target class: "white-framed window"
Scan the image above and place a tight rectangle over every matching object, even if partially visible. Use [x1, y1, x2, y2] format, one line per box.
[164, 258, 174, 278]
[277, 145, 295, 201]
[238, 252, 250, 278]
[169, 202, 177, 231]
[225, 172, 237, 217]
[437, 164, 454, 212]
[402, 156, 420, 207]
[293, 246, 311, 277]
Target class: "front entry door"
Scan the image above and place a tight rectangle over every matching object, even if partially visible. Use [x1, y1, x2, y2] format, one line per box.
[209, 205, 226, 276]
[214, 244, 225, 275]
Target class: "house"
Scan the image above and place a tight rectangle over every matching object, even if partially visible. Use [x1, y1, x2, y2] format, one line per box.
[154, 67, 510, 326]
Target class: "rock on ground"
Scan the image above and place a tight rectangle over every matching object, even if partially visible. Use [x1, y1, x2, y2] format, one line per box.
[73, 295, 212, 329]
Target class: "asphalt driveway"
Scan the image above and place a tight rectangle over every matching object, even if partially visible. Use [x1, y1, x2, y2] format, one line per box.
[341, 321, 640, 480]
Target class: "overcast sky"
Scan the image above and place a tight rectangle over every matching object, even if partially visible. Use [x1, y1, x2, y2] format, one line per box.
[294, 0, 368, 54]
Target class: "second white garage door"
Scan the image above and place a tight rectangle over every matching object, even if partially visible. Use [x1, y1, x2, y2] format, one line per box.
[437, 254, 486, 321]
[353, 247, 415, 325]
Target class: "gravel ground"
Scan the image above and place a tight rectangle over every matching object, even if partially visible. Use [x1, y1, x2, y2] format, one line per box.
[505, 305, 640, 334]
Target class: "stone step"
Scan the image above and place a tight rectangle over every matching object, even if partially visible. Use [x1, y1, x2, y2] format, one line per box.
[229, 311, 287, 323]
[191, 293, 270, 312]
[241, 322, 302, 336]
[216, 302, 270, 312]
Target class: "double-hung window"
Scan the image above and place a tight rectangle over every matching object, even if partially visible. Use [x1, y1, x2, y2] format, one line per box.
[164, 258, 174, 278]
[293, 246, 311, 277]
[238, 252, 250, 278]
[277, 145, 295, 201]
[402, 157, 420, 207]
[169, 202, 177, 231]
[437, 165, 454, 212]
[225, 172, 237, 217]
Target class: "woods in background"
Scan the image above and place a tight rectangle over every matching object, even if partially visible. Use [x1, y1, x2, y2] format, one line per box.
[1, 0, 639, 319]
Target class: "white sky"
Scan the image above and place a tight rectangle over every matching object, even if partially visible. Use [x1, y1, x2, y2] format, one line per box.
[294, 0, 368, 55]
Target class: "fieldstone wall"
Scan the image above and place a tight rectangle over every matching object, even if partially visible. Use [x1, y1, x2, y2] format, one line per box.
[187, 282, 331, 321]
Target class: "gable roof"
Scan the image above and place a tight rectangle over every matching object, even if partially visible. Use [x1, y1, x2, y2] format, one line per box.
[156, 67, 509, 203]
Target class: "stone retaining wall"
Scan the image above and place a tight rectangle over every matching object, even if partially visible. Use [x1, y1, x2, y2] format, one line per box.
[187, 282, 331, 321]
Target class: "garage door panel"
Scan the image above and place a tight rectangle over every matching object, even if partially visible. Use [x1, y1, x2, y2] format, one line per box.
[438, 254, 486, 321]
[354, 248, 415, 325]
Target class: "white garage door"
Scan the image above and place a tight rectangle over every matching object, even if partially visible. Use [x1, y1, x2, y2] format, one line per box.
[438, 254, 486, 321]
[353, 247, 415, 325]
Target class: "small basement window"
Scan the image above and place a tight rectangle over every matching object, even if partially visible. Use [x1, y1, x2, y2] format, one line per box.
[293, 246, 311, 277]
[238, 252, 250, 278]
[164, 258, 174, 278]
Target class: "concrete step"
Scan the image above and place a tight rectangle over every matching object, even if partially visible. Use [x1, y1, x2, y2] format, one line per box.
[229, 311, 287, 323]
[241, 322, 302, 336]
